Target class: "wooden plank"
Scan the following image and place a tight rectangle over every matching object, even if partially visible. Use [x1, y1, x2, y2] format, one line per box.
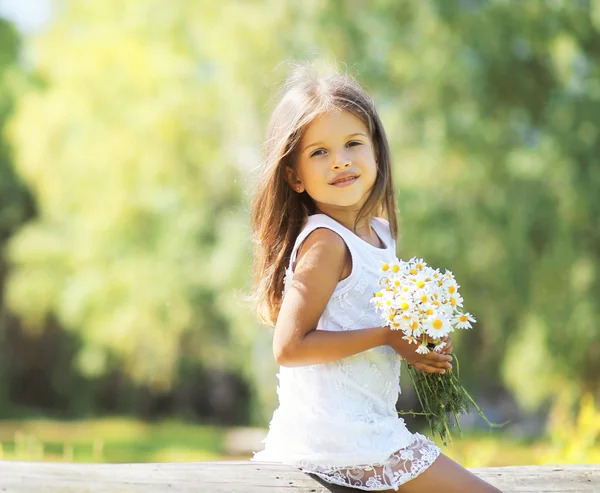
[0, 460, 598, 492]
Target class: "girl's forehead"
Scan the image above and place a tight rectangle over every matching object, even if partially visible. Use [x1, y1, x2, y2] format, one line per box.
[301, 110, 369, 142]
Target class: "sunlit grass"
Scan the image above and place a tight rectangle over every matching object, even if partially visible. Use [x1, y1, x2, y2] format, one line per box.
[0, 417, 227, 463]
[435, 432, 548, 467]
[437, 391, 600, 467]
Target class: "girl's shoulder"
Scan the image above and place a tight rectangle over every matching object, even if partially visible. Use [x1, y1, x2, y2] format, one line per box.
[294, 214, 350, 248]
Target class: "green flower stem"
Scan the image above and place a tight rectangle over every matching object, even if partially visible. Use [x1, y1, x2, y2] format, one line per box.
[397, 354, 506, 445]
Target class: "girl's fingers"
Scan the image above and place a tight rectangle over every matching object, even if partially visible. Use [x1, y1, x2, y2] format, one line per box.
[427, 353, 452, 364]
[425, 354, 452, 370]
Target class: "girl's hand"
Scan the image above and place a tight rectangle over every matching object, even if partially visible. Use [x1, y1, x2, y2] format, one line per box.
[439, 335, 453, 355]
[386, 330, 453, 374]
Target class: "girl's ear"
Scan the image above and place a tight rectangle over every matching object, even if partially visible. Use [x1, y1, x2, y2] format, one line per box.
[285, 165, 304, 193]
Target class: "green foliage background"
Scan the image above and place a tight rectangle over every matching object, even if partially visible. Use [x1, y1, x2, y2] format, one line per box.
[0, 0, 599, 428]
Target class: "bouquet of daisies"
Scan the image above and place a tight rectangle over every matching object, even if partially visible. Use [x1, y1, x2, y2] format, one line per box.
[370, 257, 500, 444]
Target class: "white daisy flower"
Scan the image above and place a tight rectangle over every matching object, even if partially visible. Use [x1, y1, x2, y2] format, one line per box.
[415, 344, 430, 354]
[400, 316, 420, 334]
[433, 341, 447, 353]
[424, 315, 453, 338]
[389, 274, 404, 290]
[394, 296, 414, 313]
[435, 301, 452, 318]
[411, 271, 433, 293]
[421, 303, 439, 318]
[402, 335, 419, 345]
[453, 312, 476, 329]
[397, 261, 412, 276]
[416, 291, 431, 305]
[448, 292, 464, 309]
[445, 278, 460, 297]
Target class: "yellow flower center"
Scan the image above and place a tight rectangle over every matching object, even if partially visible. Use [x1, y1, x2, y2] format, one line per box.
[409, 321, 418, 330]
[421, 295, 428, 303]
[425, 308, 434, 315]
[375, 291, 383, 297]
[409, 268, 417, 275]
[450, 297, 457, 307]
[460, 315, 468, 322]
[417, 281, 425, 289]
[382, 264, 389, 271]
[433, 319, 443, 330]
[432, 301, 440, 307]
[392, 265, 399, 273]
[417, 263, 423, 270]
[401, 302, 410, 311]
[449, 285, 456, 294]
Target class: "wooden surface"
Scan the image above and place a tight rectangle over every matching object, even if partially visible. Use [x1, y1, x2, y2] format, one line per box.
[0, 460, 598, 492]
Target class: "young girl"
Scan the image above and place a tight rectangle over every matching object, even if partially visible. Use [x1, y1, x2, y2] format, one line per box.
[249, 66, 502, 493]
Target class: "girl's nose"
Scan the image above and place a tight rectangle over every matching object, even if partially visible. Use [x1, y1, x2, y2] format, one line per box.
[332, 150, 352, 169]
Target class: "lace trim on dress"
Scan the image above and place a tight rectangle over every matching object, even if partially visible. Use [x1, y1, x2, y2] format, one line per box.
[300, 433, 440, 491]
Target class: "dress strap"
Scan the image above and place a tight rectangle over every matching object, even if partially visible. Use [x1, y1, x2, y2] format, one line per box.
[289, 214, 361, 274]
[372, 217, 396, 253]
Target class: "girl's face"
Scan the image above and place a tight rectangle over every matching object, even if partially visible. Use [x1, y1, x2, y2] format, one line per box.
[286, 110, 378, 214]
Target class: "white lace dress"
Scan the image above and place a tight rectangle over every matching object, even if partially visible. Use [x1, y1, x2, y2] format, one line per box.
[252, 214, 440, 491]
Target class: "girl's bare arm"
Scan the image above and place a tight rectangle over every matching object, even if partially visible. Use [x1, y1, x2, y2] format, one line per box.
[273, 228, 388, 367]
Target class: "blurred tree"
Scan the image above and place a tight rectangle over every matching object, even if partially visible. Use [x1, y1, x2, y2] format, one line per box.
[4, 1, 273, 394]
[0, 17, 38, 415]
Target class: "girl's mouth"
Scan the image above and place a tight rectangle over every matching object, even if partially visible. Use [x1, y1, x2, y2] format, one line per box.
[331, 176, 359, 187]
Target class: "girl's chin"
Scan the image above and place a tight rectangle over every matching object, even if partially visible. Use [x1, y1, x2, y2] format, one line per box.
[315, 200, 366, 210]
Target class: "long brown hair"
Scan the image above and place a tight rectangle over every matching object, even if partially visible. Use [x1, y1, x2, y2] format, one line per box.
[249, 64, 398, 328]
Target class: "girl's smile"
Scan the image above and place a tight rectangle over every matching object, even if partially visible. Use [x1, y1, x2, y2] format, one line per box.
[331, 175, 359, 187]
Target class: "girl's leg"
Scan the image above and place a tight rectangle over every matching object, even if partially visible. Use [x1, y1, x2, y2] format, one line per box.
[393, 453, 503, 493]
[306, 438, 501, 493]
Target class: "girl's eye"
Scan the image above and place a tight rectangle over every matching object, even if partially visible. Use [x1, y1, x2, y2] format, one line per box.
[309, 141, 362, 158]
